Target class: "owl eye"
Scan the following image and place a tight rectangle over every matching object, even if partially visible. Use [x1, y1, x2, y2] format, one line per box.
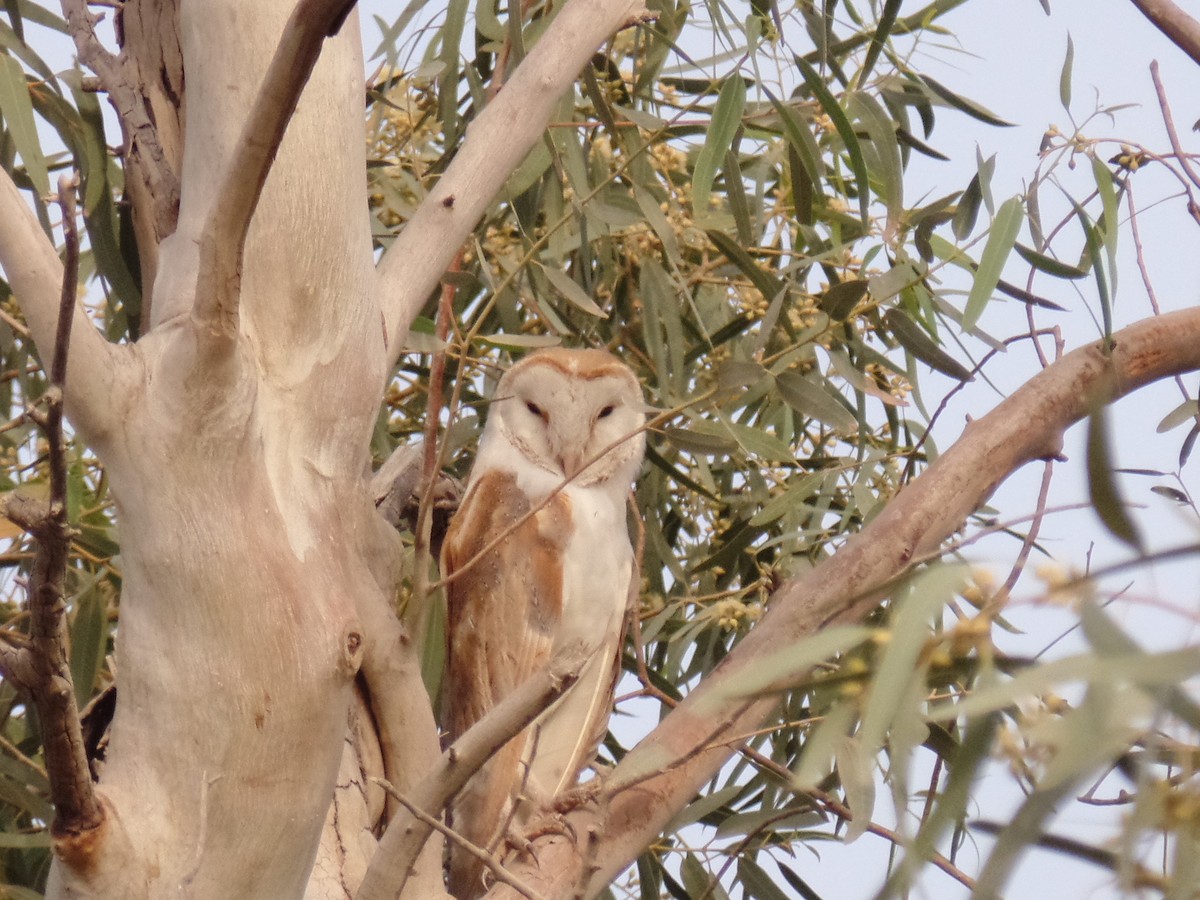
[597, 405, 615, 419]
[525, 401, 545, 419]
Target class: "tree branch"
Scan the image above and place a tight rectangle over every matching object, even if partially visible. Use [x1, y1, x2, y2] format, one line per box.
[60, 0, 181, 248]
[487, 308, 1200, 897]
[0, 169, 128, 449]
[191, 0, 359, 343]
[376, 785, 548, 900]
[356, 644, 590, 900]
[0, 177, 103, 855]
[1129, 0, 1200, 67]
[376, 0, 654, 366]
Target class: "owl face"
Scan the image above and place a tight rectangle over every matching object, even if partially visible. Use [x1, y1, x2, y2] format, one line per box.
[489, 349, 646, 488]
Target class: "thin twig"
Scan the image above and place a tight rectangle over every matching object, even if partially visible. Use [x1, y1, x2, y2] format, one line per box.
[376, 782, 548, 900]
[1128, 179, 1194, 404]
[356, 646, 590, 900]
[410, 250, 462, 610]
[1150, 61, 1200, 194]
[737, 744, 977, 891]
[0, 174, 102, 840]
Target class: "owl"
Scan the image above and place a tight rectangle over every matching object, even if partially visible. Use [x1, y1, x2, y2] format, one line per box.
[441, 348, 646, 899]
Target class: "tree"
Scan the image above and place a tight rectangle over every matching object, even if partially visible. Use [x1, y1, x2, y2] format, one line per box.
[0, 0, 1197, 897]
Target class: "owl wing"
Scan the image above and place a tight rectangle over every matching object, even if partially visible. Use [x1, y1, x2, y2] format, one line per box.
[524, 546, 632, 803]
[441, 468, 572, 899]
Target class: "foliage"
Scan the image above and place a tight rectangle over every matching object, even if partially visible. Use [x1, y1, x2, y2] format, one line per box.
[0, 0, 1196, 897]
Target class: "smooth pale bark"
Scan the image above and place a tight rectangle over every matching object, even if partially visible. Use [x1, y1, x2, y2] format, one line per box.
[34, 4, 395, 897]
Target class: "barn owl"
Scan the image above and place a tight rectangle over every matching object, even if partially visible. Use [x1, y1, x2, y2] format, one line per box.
[441, 348, 646, 899]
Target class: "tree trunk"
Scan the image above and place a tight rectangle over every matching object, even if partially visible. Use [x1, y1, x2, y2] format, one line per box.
[46, 3, 389, 896]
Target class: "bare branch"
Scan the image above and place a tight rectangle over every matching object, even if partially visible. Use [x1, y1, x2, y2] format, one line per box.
[375, 783, 548, 900]
[0, 176, 102, 852]
[192, 0, 359, 342]
[351, 587, 448, 899]
[0, 170, 128, 448]
[356, 644, 590, 900]
[487, 308, 1200, 897]
[1129, 0, 1200, 67]
[376, 0, 654, 365]
[60, 0, 181, 262]
[1150, 61, 1200, 195]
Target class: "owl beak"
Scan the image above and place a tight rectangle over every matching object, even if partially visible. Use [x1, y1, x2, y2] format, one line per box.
[558, 450, 584, 479]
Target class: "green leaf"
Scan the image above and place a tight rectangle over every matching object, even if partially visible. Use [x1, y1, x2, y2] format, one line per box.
[859, 0, 902, 86]
[0, 52, 49, 197]
[436, 0, 469, 143]
[819, 279, 868, 320]
[774, 371, 858, 431]
[716, 626, 873, 699]
[847, 92, 903, 220]
[640, 259, 685, 397]
[681, 852, 728, 900]
[474, 0, 505, 42]
[0, 16, 57, 83]
[1070, 199, 1112, 341]
[1059, 34, 1074, 111]
[793, 701, 857, 790]
[765, 91, 824, 207]
[739, 856, 793, 900]
[476, 333, 561, 350]
[663, 425, 738, 456]
[952, 172, 982, 240]
[884, 309, 973, 381]
[0, 882, 45, 899]
[541, 265, 607, 318]
[1086, 405, 1143, 550]
[2, 0, 22, 41]
[634, 186, 680, 265]
[717, 417, 795, 462]
[725, 147, 753, 244]
[776, 862, 823, 900]
[500, 138, 552, 200]
[1156, 398, 1198, 434]
[1079, 599, 1200, 728]
[706, 229, 785, 304]
[834, 733, 875, 842]
[920, 73, 1014, 127]
[795, 55, 870, 224]
[0, 772, 52, 821]
[858, 566, 966, 760]
[1015, 242, 1087, 279]
[692, 75, 746, 217]
[962, 195, 1023, 330]
[70, 584, 108, 704]
[930, 649, 1200, 722]
[1090, 154, 1120, 288]
[884, 713, 999, 895]
[64, 74, 143, 320]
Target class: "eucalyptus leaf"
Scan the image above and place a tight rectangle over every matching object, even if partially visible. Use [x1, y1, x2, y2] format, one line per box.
[963, 195, 1023, 330]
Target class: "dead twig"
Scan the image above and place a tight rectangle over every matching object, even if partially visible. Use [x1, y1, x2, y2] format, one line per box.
[356, 645, 589, 900]
[375, 781, 548, 900]
[0, 174, 102, 841]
